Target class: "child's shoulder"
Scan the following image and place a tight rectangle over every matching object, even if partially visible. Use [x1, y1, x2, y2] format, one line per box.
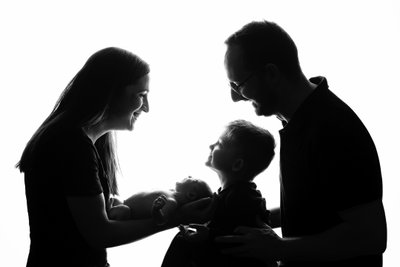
[222, 181, 263, 202]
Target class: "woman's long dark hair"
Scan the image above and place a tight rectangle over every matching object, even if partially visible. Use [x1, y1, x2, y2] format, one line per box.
[17, 47, 150, 195]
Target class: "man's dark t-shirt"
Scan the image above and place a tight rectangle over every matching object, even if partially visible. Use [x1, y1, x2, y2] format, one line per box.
[23, 125, 110, 267]
[279, 76, 383, 267]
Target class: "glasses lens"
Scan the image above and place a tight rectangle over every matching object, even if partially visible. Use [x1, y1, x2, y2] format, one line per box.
[230, 87, 247, 101]
[230, 81, 237, 90]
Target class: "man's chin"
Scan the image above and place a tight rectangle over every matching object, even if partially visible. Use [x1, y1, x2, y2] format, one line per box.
[254, 105, 273, 117]
[254, 107, 267, 116]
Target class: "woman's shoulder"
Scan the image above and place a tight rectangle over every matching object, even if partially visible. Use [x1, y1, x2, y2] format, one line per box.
[45, 124, 91, 147]
[35, 124, 95, 163]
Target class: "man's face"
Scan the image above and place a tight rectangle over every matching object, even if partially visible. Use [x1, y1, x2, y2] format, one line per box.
[224, 45, 278, 117]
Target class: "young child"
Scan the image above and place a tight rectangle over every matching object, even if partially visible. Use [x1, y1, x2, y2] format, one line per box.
[108, 176, 213, 225]
[162, 119, 277, 267]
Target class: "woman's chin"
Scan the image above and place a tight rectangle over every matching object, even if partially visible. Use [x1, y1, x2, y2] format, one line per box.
[127, 116, 137, 131]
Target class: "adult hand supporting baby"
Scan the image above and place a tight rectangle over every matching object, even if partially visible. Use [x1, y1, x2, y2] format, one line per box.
[176, 194, 218, 225]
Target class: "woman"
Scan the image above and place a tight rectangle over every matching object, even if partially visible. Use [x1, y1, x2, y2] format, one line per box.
[17, 47, 212, 267]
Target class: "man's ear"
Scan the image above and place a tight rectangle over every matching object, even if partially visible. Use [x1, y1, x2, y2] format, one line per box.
[262, 63, 280, 86]
[232, 158, 244, 172]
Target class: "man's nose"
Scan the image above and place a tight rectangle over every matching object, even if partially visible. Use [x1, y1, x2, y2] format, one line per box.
[231, 89, 247, 102]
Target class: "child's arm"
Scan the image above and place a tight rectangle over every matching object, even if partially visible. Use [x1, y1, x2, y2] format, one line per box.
[152, 194, 178, 225]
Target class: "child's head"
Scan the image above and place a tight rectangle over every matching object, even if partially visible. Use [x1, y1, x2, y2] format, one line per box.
[206, 119, 275, 180]
[175, 176, 213, 203]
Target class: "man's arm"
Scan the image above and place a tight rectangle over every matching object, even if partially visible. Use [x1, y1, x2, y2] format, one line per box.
[280, 199, 387, 261]
[216, 200, 387, 262]
[268, 207, 281, 229]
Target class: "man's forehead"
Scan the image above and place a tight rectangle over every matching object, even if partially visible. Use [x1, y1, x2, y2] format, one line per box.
[225, 45, 246, 80]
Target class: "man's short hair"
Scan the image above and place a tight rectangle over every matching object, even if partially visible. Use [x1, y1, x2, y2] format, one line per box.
[225, 20, 302, 78]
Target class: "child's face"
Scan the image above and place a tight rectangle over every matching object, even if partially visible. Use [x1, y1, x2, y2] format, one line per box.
[205, 133, 241, 172]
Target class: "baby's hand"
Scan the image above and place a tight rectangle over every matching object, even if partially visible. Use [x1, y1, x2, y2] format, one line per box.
[152, 195, 169, 225]
[153, 194, 167, 211]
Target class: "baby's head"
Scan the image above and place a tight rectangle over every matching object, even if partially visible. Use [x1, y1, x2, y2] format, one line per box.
[174, 176, 213, 204]
[206, 119, 275, 180]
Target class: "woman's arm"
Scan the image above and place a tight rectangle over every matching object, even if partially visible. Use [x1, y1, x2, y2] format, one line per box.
[67, 193, 171, 249]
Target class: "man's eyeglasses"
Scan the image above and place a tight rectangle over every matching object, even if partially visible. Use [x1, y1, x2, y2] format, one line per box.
[229, 71, 255, 101]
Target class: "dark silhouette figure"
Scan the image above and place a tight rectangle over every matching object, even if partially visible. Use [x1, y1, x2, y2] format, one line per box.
[16, 47, 213, 267]
[215, 20, 387, 267]
[108, 176, 213, 225]
[162, 120, 277, 267]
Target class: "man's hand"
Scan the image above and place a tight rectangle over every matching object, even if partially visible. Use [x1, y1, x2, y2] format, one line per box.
[215, 225, 283, 262]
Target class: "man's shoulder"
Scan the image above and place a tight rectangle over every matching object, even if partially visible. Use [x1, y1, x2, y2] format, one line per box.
[309, 86, 367, 134]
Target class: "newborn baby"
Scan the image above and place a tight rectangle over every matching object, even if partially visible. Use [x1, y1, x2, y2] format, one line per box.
[108, 176, 213, 225]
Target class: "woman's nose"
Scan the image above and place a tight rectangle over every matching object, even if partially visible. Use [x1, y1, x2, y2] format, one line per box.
[141, 96, 149, 112]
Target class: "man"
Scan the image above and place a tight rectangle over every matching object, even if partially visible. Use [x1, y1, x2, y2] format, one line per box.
[216, 20, 387, 267]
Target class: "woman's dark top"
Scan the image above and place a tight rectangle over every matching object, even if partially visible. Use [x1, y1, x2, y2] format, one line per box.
[24, 125, 110, 267]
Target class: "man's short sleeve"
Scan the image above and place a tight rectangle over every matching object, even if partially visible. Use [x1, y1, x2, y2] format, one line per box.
[315, 118, 382, 212]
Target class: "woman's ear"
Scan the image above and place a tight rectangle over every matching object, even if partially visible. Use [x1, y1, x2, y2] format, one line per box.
[232, 158, 244, 172]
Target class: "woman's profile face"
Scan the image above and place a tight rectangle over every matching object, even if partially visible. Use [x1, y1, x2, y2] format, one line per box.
[107, 74, 150, 131]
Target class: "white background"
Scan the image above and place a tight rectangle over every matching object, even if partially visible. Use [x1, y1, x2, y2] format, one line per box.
[1, 0, 399, 266]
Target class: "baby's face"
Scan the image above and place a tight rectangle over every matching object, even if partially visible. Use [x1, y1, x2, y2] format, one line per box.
[175, 177, 199, 194]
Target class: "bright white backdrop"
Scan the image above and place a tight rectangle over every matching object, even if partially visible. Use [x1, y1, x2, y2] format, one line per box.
[1, 0, 399, 266]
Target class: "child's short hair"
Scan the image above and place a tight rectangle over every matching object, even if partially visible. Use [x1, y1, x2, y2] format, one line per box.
[224, 120, 275, 179]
